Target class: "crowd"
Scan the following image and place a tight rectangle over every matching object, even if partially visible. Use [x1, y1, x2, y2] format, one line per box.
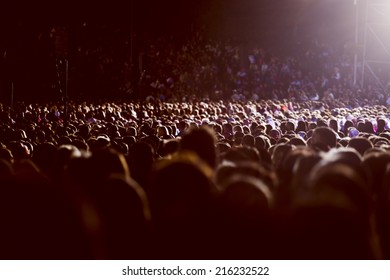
[1, 96, 390, 259]
[139, 35, 390, 106]
[3, 21, 390, 260]
[3, 22, 390, 104]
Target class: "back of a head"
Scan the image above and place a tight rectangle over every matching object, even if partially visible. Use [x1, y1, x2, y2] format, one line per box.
[90, 147, 130, 183]
[286, 121, 295, 132]
[218, 174, 274, 258]
[348, 137, 374, 157]
[151, 155, 214, 222]
[95, 175, 151, 259]
[362, 152, 390, 196]
[309, 162, 370, 217]
[287, 137, 307, 147]
[296, 120, 307, 132]
[322, 147, 363, 170]
[311, 126, 337, 152]
[221, 175, 273, 219]
[377, 118, 386, 133]
[288, 190, 374, 259]
[56, 144, 81, 171]
[7, 141, 30, 161]
[288, 163, 375, 259]
[161, 139, 180, 157]
[150, 153, 216, 258]
[365, 121, 375, 134]
[180, 126, 217, 169]
[329, 118, 339, 132]
[291, 153, 322, 192]
[272, 143, 295, 171]
[222, 146, 261, 164]
[241, 134, 255, 147]
[0, 148, 13, 163]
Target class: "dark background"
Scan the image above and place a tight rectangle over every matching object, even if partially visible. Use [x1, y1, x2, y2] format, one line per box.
[0, 0, 357, 102]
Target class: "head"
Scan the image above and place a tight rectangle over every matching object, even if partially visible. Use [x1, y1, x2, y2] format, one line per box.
[310, 127, 337, 152]
[180, 126, 217, 169]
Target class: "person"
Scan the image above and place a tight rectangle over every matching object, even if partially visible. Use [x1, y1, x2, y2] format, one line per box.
[2, 43, 390, 259]
[310, 126, 337, 152]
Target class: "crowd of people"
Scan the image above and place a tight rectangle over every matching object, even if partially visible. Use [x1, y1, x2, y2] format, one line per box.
[3, 20, 390, 260]
[139, 35, 390, 106]
[1, 95, 390, 259]
[3, 22, 390, 104]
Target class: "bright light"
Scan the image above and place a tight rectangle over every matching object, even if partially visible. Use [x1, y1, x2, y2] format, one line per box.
[370, 3, 390, 25]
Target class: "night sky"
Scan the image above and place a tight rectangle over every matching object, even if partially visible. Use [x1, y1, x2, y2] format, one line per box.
[1, 0, 356, 41]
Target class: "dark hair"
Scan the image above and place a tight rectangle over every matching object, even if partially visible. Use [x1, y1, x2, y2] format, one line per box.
[348, 137, 374, 156]
[311, 127, 337, 152]
[180, 126, 217, 169]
